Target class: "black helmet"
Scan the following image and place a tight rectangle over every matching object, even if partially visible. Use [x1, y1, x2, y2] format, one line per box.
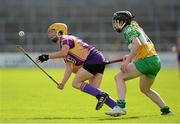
[112, 11, 134, 24]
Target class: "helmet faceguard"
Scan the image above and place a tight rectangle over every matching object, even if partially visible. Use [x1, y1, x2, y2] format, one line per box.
[112, 11, 134, 32]
[48, 23, 68, 42]
[112, 20, 127, 32]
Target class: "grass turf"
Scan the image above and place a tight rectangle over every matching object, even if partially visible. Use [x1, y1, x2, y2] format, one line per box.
[0, 67, 179, 123]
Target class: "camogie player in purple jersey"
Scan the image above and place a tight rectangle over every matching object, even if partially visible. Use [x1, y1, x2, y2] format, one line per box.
[36, 23, 116, 110]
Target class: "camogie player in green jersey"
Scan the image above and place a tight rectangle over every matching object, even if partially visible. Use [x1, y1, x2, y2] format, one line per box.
[105, 11, 172, 116]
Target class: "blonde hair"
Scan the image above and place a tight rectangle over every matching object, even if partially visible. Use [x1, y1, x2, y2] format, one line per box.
[131, 20, 144, 31]
[131, 20, 139, 26]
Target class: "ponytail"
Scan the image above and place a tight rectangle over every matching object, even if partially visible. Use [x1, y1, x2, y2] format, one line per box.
[131, 20, 143, 31]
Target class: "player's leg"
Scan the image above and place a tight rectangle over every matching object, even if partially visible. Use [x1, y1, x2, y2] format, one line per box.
[115, 63, 141, 99]
[139, 75, 171, 115]
[106, 63, 141, 116]
[114, 63, 141, 110]
[88, 73, 102, 88]
[72, 67, 94, 89]
[72, 48, 112, 110]
[89, 74, 117, 109]
[72, 67, 109, 110]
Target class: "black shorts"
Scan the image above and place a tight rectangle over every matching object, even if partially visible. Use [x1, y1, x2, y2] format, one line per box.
[83, 64, 105, 75]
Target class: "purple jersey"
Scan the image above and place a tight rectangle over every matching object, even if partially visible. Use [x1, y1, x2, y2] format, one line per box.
[60, 35, 106, 66]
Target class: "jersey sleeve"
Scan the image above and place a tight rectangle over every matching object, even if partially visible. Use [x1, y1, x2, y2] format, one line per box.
[61, 38, 75, 48]
[124, 26, 140, 44]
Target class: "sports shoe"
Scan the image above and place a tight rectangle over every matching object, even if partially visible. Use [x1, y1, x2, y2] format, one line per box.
[160, 106, 172, 115]
[105, 106, 126, 117]
[161, 111, 173, 116]
[96, 92, 109, 110]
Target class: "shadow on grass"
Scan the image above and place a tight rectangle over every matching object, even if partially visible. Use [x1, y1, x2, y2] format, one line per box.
[31, 116, 102, 120]
[98, 114, 158, 121]
[1, 115, 159, 123]
[30, 114, 157, 121]
[31, 117, 86, 120]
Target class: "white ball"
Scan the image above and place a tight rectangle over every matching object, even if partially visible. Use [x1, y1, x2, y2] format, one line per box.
[18, 31, 25, 37]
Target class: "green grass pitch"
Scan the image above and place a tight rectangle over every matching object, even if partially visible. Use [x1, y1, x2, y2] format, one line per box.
[0, 67, 180, 123]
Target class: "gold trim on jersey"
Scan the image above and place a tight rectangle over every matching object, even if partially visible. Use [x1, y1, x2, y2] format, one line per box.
[134, 42, 157, 60]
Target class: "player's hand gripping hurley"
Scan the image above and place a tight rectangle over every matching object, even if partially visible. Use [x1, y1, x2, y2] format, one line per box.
[16, 45, 59, 85]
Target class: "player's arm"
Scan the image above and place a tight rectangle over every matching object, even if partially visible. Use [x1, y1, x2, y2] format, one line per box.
[37, 44, 69, 63]
[121, 37, 141, 72]
[49, 45, 69, 59]
[58, 62, 73, 90]
[125, 37, 141, 62]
